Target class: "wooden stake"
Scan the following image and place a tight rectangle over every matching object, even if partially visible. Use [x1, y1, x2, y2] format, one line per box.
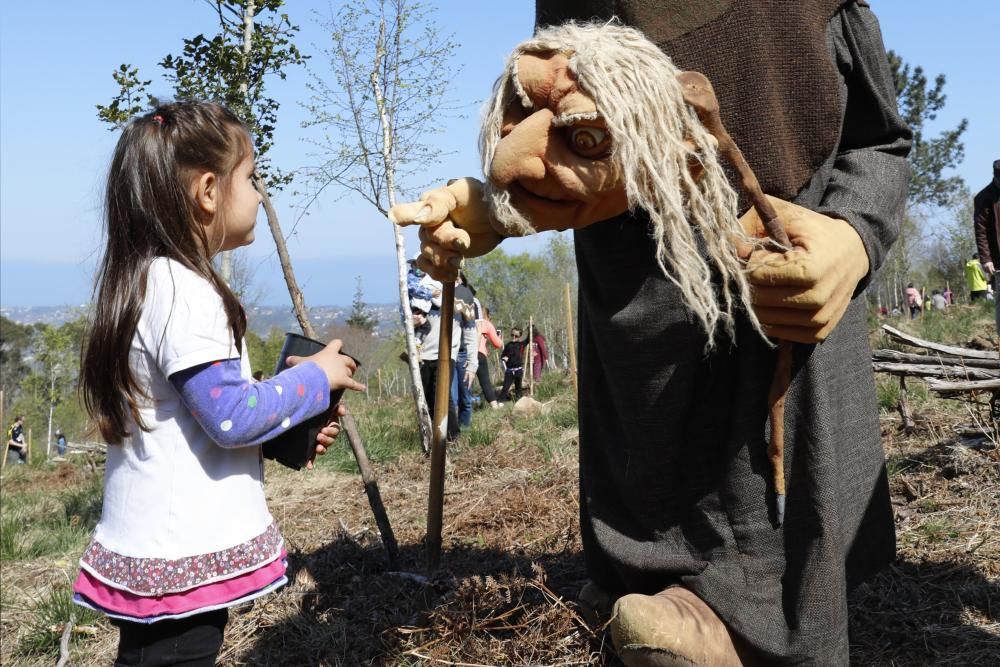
[377, 368, 383, 400]
[426, 280, 456, 573]
[527, 317, 534, 397]
[342, 410, 399, 569]
[564, 283, 578, 398]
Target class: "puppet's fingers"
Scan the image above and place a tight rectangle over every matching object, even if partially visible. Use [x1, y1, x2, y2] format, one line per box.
[750, 281, 838, 309]
[389, 200, 436, 226]
[745, 248, 826, 288]
[764, 323, 833, 345]
[419, 219, 472, 253]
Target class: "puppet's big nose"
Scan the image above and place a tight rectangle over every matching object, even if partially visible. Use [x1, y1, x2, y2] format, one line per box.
[490, 108, 553, 188]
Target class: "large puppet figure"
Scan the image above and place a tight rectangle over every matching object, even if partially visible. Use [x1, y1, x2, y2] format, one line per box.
[392, 3, 910, 665]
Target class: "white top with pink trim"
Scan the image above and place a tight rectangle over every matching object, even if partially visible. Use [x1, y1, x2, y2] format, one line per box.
[80, 258, 278, 594]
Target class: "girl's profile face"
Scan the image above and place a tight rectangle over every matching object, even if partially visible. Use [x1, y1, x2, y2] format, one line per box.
[216, 150, 262, 253]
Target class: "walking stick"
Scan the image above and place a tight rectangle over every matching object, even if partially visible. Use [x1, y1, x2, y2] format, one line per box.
[680, 71, 794, 526]
[426, 280, 456, 572]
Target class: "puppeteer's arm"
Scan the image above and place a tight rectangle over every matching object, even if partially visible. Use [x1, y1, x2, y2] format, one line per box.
[814, 2, 912, 291]
[738, 4, 911, 343]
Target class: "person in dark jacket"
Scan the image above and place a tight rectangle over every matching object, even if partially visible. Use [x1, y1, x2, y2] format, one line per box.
[498, 327, 524, 401]
[973, 159, 1000, 331]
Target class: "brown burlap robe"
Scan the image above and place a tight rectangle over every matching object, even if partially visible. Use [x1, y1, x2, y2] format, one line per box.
[534, 1, 912, 662]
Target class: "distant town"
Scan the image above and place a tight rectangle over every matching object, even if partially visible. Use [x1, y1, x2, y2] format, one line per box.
[0, 303, 405, 337]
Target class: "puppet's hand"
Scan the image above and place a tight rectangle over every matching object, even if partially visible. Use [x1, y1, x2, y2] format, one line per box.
[739, 196, 869, 344]
[389, 178, 503, 282]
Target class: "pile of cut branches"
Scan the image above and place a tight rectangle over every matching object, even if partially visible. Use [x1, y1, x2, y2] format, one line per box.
[874, 324, 1000, 436]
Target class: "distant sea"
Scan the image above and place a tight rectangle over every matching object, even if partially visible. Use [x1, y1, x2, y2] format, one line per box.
[1, 255, 406, 336]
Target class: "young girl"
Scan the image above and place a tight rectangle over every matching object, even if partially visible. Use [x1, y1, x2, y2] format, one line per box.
[75, 101, 364, 666]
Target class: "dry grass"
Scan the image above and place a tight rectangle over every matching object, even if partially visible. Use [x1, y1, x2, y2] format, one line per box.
[2, 368, 997, 666]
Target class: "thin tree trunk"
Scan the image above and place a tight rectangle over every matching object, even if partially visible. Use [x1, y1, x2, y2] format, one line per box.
[371, 17, 432, 453]
[221, 0, 257, 285]
[255, 174, 314, 338]
[342, 411, 399, 569]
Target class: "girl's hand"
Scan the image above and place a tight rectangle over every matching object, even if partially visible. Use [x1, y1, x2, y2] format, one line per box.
[307, 403, 347, 470]
[287, 339, 366, 393]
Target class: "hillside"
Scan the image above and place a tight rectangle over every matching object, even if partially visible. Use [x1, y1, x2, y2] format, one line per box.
[1, 310, 998, 665]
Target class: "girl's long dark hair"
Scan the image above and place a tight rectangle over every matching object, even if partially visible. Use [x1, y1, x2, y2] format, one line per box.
[82, 101, 250, 444]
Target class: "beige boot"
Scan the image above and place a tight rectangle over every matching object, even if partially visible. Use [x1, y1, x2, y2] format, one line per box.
[610, 586, 745, 667]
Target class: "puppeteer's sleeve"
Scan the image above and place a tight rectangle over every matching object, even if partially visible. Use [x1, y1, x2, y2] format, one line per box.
[815, 2, 912, 292]
[973, 193, 995, 266]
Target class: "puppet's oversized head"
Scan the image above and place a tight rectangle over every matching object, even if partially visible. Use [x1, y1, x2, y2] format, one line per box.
[481, 22, 754, 343]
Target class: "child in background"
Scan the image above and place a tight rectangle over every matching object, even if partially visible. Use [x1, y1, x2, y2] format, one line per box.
[76, 101, 364, 665]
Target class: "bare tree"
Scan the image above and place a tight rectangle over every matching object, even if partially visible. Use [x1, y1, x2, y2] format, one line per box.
[302, 0, 460, 452]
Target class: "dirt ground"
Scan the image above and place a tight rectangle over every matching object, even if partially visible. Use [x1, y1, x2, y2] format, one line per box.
[3, 390, 997, 666]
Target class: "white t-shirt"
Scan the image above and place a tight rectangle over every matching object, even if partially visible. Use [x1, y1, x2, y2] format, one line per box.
[90, 258, 276, 564]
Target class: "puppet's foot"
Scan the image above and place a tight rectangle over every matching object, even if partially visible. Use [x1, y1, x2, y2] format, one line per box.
[611, 586, 744, 667]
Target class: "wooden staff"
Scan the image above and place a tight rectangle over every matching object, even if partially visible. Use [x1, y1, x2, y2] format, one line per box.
[564, 283, 578, 398]
[426, 280, 456, 572]
[680, 70, 794, 526]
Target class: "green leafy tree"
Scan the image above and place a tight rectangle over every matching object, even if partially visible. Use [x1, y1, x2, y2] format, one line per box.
[5, 318, 89, 457]
[1, 316, 34, 403]
[245, 327, 286, 378]
[465, 236, 578, 370]
[95, 1, 315, 336]
[887, 51, 968, 208]
[346, 276, 378, 333]
[873, 53, 968, 310]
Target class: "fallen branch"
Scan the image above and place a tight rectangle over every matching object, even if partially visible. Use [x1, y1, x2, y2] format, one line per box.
[924, 377, 1000, 394]
[871, 362, 1000, 381]
[881, 324, 999, 360]
[872, 349, 1000, 369]
[55, 616, 74, 667]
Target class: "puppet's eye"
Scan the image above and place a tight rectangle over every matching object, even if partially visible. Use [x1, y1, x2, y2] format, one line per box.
[568, 126, 611, 158]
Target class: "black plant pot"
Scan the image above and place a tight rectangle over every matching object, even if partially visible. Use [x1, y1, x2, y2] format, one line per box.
[261, 333, 360, 470]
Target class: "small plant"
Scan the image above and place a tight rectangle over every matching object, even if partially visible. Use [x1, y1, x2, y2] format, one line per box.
[917, 519, 958, 544]
[17, 584, 102, 658]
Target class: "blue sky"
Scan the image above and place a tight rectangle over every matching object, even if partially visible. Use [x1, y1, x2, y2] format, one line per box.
[1, 1, 996, 307]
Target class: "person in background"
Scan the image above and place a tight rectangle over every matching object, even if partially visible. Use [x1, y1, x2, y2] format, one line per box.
[974, 160, 1000, 331]
[905, 282, 922, 319]
[454, 280, 479, 428]
[526, 325, 548, 382]
[965, 254, 989, 302]
[74, 101, 362, 665]
[942, 285, 954, 305]
[6, 415, 27, 465]
[54, 428, 68, 456]
[498, 327, 525, 402]
[418, 282, 478, 442]
[931, 289, 947, 311]
[477, 306, 504, 408]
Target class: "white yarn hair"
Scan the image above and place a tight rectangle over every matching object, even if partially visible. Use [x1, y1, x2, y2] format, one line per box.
[480, 21, 764, 347]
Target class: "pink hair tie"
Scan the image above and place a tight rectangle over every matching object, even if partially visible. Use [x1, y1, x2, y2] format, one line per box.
[152, 114, 165, 125]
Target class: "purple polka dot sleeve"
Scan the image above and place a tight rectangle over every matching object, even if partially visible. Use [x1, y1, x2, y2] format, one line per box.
[169, 359, 331, 448]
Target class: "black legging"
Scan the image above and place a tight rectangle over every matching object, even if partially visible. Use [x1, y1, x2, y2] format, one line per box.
[476, 352, 498, 403]
[499, 367, 523, 401]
